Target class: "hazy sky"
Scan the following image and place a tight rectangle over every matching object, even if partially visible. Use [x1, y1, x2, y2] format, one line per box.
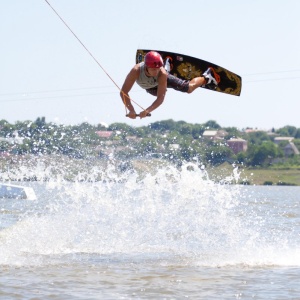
[1, 0, 300, 130]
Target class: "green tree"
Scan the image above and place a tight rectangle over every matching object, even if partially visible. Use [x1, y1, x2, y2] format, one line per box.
[0, 141, 10, 152]
[191, 124, 205, 139]
[248, 141, 279, 166]
[276, 125, 297, 137]
[247, 131, 271, 145]
[108, 122, 134, 135]
[205, 143, 233, 165]
[294, 128, 300, 139]
[203, 120, 221, 129]
[35, 117, 46, 129]
[149, 119, 179, 132]
[236, 151, 247, 164]
[136, 138, 159, 155]
[179, 124, 193, 135]
[224, 127, 241, 140]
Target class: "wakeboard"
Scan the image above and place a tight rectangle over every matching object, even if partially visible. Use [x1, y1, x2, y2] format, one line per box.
[136, 49, 242, 96]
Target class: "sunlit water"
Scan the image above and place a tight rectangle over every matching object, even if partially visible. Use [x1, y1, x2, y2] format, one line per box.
[0, 161, 300, 299]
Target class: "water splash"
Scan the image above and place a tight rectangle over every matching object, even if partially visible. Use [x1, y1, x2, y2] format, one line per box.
[0, 158, 299, 267]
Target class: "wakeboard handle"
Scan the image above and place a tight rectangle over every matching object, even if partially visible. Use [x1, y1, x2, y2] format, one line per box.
[126, 113, 151, 117]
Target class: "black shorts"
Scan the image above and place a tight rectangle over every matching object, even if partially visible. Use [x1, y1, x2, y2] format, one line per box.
[146, 74, 189, 96]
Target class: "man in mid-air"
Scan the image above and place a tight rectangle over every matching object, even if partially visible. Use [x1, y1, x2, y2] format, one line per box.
[120, 51, 220, 119]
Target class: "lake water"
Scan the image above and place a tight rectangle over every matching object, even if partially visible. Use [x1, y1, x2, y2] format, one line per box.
[0, 162, 299, 299]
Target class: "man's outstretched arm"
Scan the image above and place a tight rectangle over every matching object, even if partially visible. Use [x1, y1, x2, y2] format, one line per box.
[120, 65, 139, 118]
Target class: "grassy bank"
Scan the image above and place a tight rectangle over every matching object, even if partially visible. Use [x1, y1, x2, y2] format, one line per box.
[134, 161, 300, 186]
[207, 163, 300, 186]
[240, 168, 300, 186]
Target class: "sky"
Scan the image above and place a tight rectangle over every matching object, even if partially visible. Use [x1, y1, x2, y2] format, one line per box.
[1, 0, 300, 130]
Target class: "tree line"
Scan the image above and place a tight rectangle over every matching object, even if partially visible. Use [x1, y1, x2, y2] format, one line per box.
[0, 118, 300, 167]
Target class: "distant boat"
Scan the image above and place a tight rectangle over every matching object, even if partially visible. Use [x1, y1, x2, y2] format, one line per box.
[0, 183, 37, 201]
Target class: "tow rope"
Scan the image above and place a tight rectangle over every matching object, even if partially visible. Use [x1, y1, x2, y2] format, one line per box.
[44, 0, 146, 116]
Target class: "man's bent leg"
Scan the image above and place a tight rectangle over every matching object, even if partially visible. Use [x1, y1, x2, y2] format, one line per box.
[187, 77, 206, 93]
[167, 74, 189, 93]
